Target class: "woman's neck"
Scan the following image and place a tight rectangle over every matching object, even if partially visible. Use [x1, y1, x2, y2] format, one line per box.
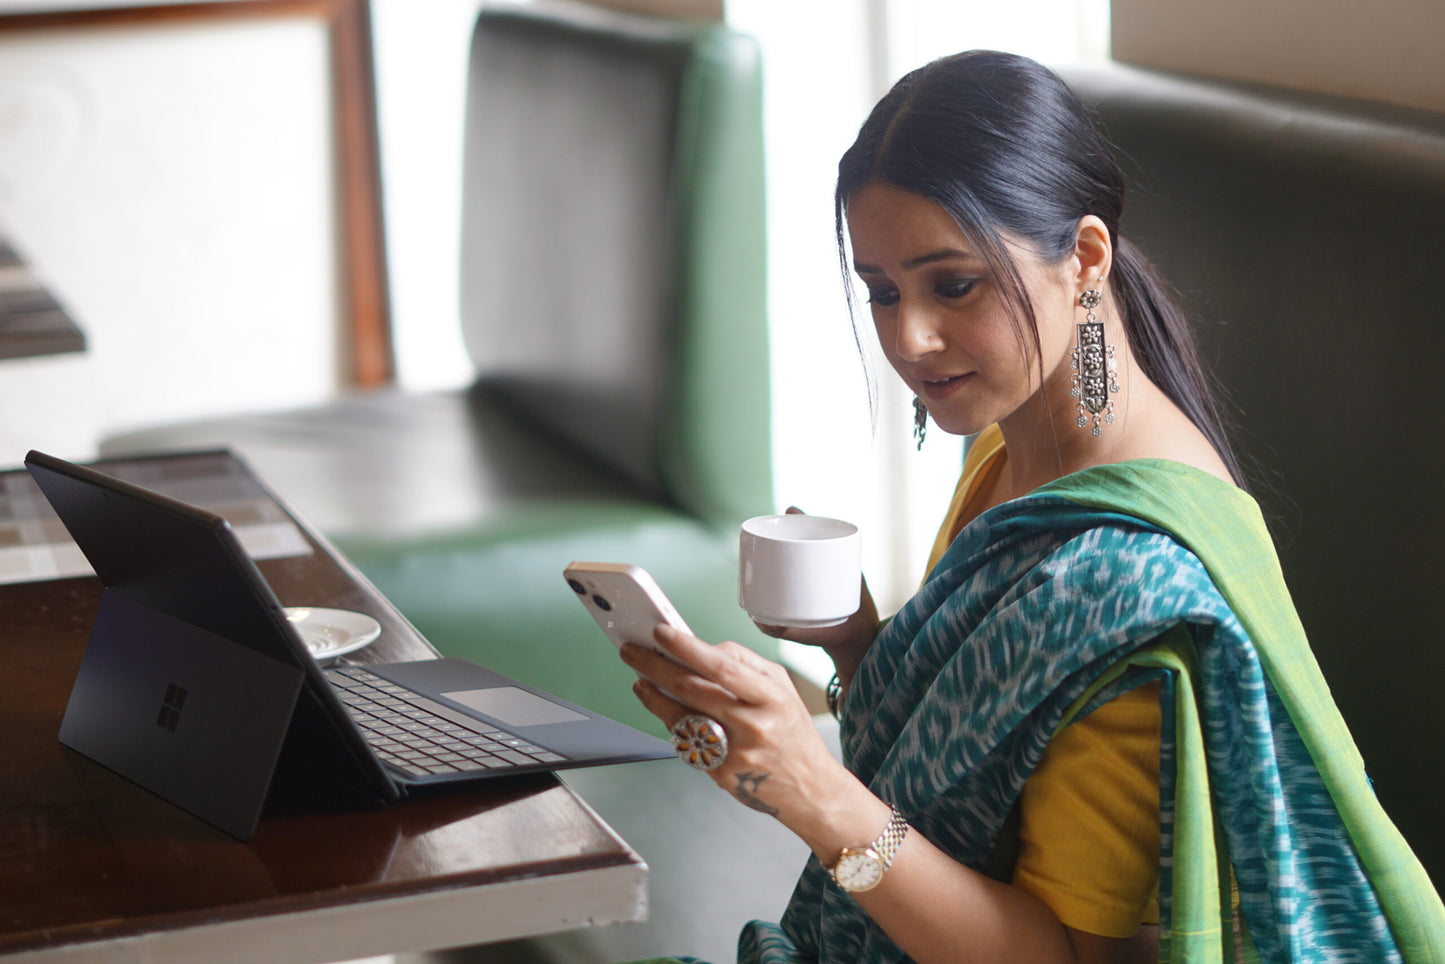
[989, 311, 1232, 503]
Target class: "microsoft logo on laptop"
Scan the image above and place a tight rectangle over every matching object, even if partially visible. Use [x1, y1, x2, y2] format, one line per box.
[156, 683, 188, 733]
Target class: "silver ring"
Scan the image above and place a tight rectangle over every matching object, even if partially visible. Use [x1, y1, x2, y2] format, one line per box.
[670, 714, 728, 771]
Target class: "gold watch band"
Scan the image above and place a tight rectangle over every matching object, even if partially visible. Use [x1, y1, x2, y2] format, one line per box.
[872, 804, 909, 869]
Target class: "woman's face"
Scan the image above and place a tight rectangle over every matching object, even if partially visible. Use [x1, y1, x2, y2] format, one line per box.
[845, 181, 1079, 438]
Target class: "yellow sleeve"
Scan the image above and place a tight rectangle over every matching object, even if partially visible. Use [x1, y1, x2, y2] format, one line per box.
[1010, 681, 1162, 937]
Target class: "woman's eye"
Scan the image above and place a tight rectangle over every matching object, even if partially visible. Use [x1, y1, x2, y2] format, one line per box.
[937, 279, 979, 299]
[866, 287, 899, 307]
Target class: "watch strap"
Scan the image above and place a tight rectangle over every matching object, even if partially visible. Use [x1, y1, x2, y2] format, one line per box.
[873, 804, 909, 870]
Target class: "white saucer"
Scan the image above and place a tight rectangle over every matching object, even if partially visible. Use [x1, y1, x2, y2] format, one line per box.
[284, 607, 382, 660]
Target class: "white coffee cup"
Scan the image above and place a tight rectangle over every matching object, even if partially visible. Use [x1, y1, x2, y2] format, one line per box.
[738, 514, 862, 628]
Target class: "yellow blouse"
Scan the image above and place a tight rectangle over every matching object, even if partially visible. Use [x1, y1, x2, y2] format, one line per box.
[925, 425, 1161, 938]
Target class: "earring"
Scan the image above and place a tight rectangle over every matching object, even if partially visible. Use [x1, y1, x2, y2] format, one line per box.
[1070, 288, 1119, 438]
[912, 396, 928, 450]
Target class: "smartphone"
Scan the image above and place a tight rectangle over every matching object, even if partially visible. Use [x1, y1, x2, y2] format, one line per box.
[563, 561, 692, 654]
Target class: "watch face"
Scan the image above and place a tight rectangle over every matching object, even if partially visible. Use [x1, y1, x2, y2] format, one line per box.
[835, 851, 884, 892]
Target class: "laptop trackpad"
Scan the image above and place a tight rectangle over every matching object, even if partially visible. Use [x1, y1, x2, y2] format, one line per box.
[442, 686, 588, 727]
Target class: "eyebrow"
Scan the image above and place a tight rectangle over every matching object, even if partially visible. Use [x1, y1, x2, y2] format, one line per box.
[854, 248, 982, 274]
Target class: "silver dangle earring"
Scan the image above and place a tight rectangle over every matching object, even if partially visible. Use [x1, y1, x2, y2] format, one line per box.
[912, 396, 928, 450]
[1070, 287, 1119, 438]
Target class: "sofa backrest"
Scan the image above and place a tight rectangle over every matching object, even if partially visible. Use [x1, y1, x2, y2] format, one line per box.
[1066, 64, 1445, 884]
[458, 7, 770, 530]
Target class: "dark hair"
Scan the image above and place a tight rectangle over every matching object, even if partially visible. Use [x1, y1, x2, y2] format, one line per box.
[836, 50, 1245, 488]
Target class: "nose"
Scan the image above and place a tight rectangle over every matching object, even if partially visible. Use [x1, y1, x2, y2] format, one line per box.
[894, 300, 945, 362]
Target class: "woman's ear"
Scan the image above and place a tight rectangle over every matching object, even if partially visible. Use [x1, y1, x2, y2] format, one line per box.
[1071, 215, 1113, 289]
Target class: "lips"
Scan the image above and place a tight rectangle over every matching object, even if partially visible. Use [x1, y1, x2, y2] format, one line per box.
[918, 373, 972, 401]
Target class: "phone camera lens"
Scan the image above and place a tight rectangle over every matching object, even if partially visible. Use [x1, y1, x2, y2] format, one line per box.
[567, 579, 586, 595]
[593, 595, 612, 612]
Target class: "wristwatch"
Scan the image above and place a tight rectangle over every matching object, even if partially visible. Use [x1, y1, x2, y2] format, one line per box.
[829, 805, 909, 893]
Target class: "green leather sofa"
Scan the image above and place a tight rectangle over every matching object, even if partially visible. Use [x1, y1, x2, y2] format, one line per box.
[101, 6, 774, 737]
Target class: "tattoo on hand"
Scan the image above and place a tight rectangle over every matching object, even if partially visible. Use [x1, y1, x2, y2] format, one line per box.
[734, 770, 779, 816]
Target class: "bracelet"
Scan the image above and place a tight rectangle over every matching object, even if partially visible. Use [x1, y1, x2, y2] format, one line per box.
[826, 674, 843, 718]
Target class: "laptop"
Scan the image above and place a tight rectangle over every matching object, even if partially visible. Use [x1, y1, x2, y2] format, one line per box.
[24, 450, 672, 840]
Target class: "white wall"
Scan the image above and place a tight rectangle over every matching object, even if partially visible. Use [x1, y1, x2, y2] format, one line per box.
[0, 0, 510, 471]
[0, 13, 344, 466]
[1112, 0, 1445, 113]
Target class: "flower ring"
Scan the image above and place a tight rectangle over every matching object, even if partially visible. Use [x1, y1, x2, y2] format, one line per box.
[670, 714, 728, 771]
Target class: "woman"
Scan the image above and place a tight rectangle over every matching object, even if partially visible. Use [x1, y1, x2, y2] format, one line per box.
[620, 51, 1443, 964]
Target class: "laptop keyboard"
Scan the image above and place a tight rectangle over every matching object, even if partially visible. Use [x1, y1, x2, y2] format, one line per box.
[325, 666, 567, 778]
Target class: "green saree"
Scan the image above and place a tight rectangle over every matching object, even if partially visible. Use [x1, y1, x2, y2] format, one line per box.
[734, 460, 1444, 963]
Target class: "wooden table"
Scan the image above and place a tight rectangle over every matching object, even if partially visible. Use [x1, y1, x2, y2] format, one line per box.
[0, 452, 648, 963]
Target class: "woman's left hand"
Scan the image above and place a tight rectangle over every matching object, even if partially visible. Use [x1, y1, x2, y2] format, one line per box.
[620, 625, 846, 825]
